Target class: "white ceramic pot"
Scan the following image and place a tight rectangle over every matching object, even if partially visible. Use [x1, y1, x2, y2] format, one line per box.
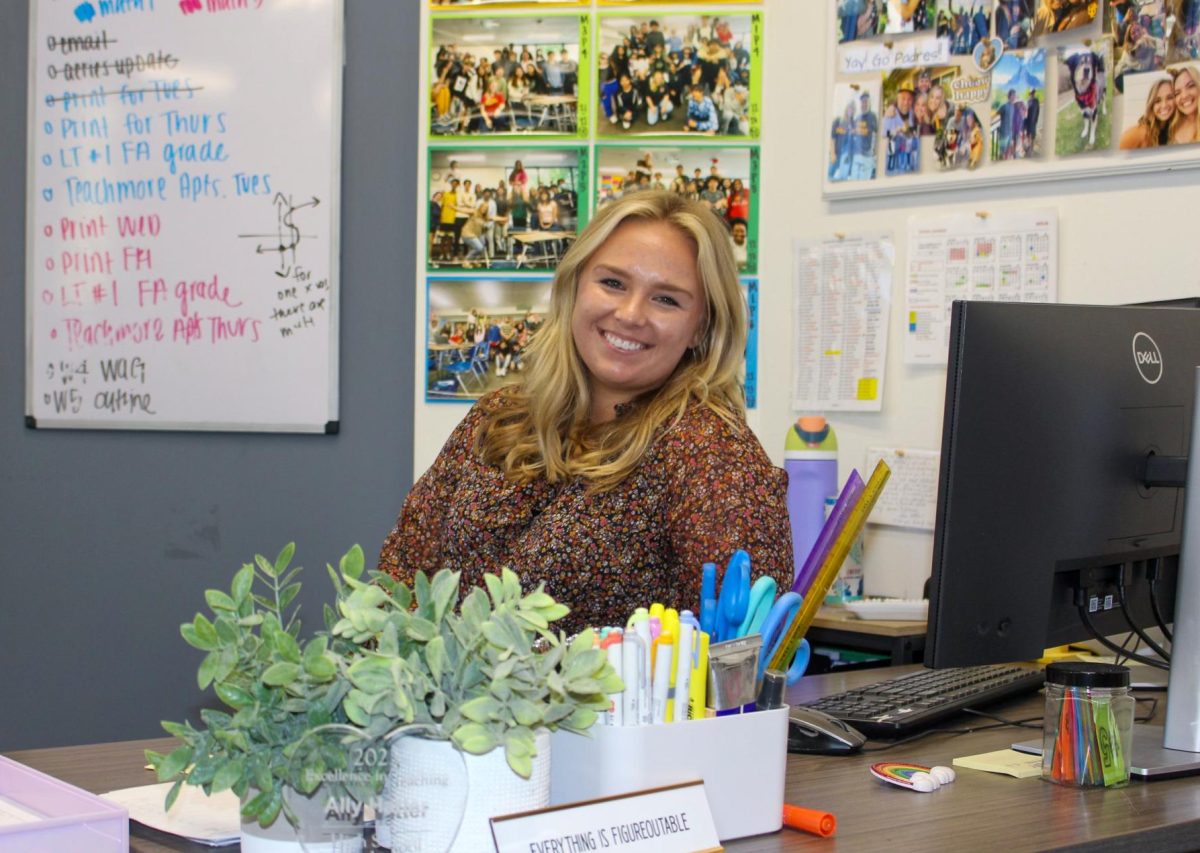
[376, 730, 551, 853]
[240, 785, 364, 853]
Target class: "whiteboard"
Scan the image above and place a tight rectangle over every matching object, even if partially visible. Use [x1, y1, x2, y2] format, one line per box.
[25, 0, 342, 432]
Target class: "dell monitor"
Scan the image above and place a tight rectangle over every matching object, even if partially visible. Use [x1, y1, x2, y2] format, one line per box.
[926, 301, 1200, 776]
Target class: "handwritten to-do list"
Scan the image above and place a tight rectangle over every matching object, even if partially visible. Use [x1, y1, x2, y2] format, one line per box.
[27, 0, 342, 431]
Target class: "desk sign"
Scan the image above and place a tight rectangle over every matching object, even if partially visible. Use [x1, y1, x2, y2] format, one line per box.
[489, 780, 722, 853]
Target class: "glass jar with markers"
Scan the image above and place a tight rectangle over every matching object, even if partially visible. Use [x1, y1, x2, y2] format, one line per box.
[1041, 662, 1134, 788]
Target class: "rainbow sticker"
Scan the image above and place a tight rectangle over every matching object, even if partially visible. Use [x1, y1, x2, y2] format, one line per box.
[870, 761, 932, 789]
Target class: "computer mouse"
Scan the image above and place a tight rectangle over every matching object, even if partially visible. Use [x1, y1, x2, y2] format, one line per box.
[787, 706, 867, 755]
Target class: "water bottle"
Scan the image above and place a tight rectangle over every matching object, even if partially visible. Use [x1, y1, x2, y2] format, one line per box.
[784, 417, 839, 582]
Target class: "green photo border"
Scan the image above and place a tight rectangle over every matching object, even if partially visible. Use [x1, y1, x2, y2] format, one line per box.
[428, 11, 592, 141]
[591, 142, 759, 275]
[593, 10, 762, 141]
[425, 143, 591, 275]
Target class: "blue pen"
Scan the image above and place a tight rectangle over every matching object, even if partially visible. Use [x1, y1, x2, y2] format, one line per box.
[699, 562, 718, 637]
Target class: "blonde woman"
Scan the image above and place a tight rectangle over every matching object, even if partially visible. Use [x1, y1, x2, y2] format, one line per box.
[1169, 65, 1200, 144]
[379, 191, 793, 631]
[1119, 75, 1174, 149]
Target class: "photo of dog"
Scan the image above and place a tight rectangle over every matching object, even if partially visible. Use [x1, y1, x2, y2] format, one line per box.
[935, 103, 984, 170]
[1031, 0, 1098, 37]
[1056, 40, 1113, 154]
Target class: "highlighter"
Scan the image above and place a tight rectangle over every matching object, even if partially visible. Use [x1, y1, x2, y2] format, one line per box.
[688, 630, 710, 720]
[601, 630, 624, 726]
[627, 609, 653, 725]
[782, 804, 836, 838]
[649, 602, 665, 622]
[674, 611, 698, 722]
[662, 608, 681, 721]
[620, 631, 643, 726]
[651, 631, 674, 725]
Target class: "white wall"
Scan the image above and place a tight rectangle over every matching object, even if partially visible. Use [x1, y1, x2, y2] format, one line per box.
[413, 1, 1200, 600]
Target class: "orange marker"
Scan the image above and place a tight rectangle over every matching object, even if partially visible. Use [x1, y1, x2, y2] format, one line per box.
[782, 804, 836, 838]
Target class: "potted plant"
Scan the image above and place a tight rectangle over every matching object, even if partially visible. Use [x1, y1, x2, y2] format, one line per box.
[147, 544, 376, 853]
[329, 553, 622, 852]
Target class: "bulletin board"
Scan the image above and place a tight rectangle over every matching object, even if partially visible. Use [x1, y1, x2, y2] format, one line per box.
[823, 0, 1200, 200]
[418, 0, 763, 421]
[25, 0, 343, 432]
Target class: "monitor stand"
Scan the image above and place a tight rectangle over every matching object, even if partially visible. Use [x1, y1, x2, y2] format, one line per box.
[1014, 368, 1200, 780]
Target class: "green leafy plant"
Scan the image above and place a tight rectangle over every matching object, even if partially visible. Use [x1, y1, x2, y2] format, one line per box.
[146, 544, 374, 828]
[331, 558, 623, 778]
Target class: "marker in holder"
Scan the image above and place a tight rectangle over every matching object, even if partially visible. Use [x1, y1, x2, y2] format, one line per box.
[1042, 662, 1134, 788]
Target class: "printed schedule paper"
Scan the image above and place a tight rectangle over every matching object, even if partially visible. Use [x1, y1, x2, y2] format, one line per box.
[904, 210, 1057, 365]
[792, 233, 893, 412]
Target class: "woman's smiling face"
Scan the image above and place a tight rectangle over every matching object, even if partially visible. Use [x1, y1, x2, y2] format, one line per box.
[1153, 80, 1176, 122]
[1174, 69, 1198, 117]
[571, 220, 706, 421]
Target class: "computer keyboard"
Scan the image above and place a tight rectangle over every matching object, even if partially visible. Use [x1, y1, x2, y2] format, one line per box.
[800, 663, 1045, 738]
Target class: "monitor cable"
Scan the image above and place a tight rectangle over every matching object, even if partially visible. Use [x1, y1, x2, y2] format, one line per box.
[1076, 602, 1169, 670]
[1146, 557, 1174, 643]
[1117, 566, 1171, 663]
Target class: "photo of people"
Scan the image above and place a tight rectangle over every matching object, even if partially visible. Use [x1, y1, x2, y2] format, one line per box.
[837, 0, 885, 43]
[595, 146, 759, 272]
[989, 49, 1046, 161]
[429, 14, 585, 137]
[1056, 41, 1113, 155]
[596, 13, 757, 138]
[427, 147, 586, 272]
[934, 103, 987, 169]
[1108, 0, 1171, 92]
[1173, 0, 1200, 62]
[425, 278, 551, 402]
[881, 73, 921, 175]
[994, 0, 1032, 49]
[936, 0, 991, 56]
[1118, 64, 1200, 147]
[884, 0, 936, 34]
[974, 38, 1001, 71]
[827, 81, 881, 183]
[1031, 0, 1098, 37]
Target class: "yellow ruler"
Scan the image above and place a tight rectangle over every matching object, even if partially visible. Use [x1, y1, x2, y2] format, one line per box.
[768, 458, 892, 672]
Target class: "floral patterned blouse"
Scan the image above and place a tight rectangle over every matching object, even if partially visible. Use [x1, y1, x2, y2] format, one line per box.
[379, 390, 794, 632]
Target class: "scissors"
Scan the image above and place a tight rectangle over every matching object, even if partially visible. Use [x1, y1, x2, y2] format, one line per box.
[735, 576, 778, 639]
[714, 549, 751, 642]
[757, 591, 811, 684]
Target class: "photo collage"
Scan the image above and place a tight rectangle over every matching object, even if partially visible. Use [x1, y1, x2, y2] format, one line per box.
[424, 0, 763, 406]
[830, 0, 1200, 186]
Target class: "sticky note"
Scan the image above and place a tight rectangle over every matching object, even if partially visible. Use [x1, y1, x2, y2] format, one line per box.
[952, 749, 1042, 779]
[856, 378, 878, 400]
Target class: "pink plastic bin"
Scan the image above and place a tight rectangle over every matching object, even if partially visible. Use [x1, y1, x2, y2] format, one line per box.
[0, 756, 128, 852]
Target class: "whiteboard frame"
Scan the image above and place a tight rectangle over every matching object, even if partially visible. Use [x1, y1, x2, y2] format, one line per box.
[821, 3, 1200, 201]
[23, 0, 344, 434]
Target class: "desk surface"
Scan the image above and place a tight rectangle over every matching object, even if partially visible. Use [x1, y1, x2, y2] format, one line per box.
[7, 667, 1200, 852]
[809, 609, 927, 638]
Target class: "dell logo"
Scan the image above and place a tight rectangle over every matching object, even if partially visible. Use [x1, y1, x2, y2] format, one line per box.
[1132, 332, 1163, 384]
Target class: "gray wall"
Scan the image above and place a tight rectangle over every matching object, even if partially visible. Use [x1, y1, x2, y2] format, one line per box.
[0, 2, 418, 750]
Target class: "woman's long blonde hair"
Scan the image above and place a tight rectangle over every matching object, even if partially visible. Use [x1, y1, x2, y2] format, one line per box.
[477, 190, 748, 491]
